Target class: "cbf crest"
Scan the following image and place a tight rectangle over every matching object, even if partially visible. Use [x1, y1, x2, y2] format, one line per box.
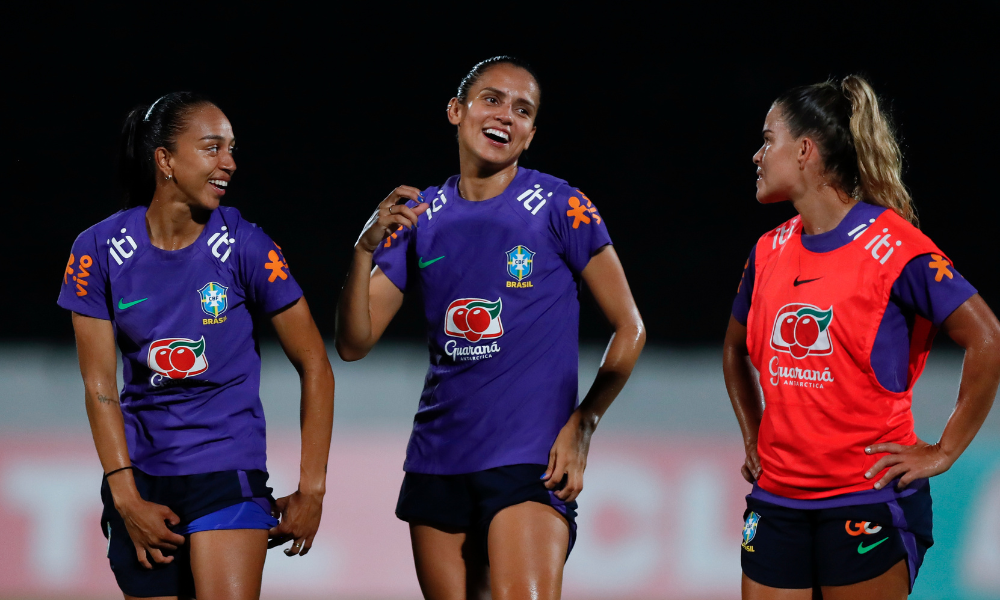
[199, 282, 228, 317]
[506, 245, 535, 281]
[742, 511, 760, 552]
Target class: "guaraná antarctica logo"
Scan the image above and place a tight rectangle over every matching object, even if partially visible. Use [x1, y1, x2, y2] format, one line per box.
[770, 303, 834, 359]
[147, 337, 209, 383]
[444, 298, 504, 343]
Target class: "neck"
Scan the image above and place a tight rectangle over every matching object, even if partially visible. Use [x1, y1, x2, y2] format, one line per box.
[145, 186, 210, 250]
[791, 183, 858, 236]
[457, 152, 519, 201]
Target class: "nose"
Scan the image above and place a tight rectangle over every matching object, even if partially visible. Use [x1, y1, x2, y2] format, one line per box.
[495, 105, 513, 125]
[753, 144, 764, 166]
[221, 149, 237, 174]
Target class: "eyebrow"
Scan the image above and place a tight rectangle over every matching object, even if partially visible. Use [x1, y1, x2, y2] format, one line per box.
[480, 87, 537, 110]
[200, 135, 227, 141]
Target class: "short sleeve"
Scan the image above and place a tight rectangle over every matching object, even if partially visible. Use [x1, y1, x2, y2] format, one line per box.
[891, 253, 977, 327]
[241, 227, 304, 314]
[372, 201, 419, 293]
[732, 245, 757, 326]
[551, 186, 613, 274]
[57, 229, 111, 320]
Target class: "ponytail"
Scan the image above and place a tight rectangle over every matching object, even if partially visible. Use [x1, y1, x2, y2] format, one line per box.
[841, 76, 917, 225]
[117, 92, 214, 208]
[774, 76, 918, 226]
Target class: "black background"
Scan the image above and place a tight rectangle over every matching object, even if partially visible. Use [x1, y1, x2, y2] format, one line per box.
[5, 6, 996, 344]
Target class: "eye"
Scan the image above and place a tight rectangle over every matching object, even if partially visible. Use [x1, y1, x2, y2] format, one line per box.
[485, 96, 498, 104]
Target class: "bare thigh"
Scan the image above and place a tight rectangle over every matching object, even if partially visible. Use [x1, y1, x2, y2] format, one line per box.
[124, 596, 192, 600]
[488, 501, 569, 600]
[821, 559, 908, 600]
[188, 529, 268, 600]
[742, 575, 817, 600]
[410, 522, 490, 600]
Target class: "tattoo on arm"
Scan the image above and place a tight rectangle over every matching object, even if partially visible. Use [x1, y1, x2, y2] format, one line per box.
[97, 393, 119, 405]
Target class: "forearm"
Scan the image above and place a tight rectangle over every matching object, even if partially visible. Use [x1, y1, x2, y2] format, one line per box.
[937, 343, 1000, 462]
[577, 322, 646, 431]
[723, 334, 764, 447]
[84, 381, 141, 505]
[297, 362, 335, 495]
[335, 247, 376, 359]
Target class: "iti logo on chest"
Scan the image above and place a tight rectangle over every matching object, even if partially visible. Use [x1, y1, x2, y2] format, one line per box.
[506, 246, 535, 281]
[148, 337, 209, 380]
[770, 303, 834, 359]
[199, 282, 228, 317]
[444, 298, 504, 342]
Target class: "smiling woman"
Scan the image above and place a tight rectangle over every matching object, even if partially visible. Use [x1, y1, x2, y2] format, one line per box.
[58, 92, 335, 599]
[336, 57, 646, 600]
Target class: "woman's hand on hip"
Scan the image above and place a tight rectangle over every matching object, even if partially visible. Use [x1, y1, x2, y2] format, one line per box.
[355, 186, 429, 254]
[865, 440, 953, 490]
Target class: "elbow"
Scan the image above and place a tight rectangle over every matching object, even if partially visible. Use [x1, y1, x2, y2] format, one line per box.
[335, 339, 369, 362]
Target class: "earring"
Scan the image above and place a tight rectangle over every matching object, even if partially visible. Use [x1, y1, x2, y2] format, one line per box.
[165, 175, 172, 181]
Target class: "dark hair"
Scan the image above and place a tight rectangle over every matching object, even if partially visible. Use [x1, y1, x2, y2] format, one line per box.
[774, 76, 916, 225]
[456, 56, 541, 106]
[118, 91, 215, 207]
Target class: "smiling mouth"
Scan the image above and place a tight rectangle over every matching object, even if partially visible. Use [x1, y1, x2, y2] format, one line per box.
[483, 128, 510, 144]
[209, 179, 229, 194]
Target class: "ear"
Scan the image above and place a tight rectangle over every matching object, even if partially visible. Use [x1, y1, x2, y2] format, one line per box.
[447, 97, 463, 126]
[523, 125, 537, 150]
[154, 147, 174, 179]
[797, 137, 817, 171]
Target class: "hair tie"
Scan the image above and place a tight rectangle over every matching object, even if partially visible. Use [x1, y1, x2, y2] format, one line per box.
[105, 465, 134, 478]
[143, 96, 165, 122]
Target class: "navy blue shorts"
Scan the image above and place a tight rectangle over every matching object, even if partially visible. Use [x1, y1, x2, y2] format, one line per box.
[101, 467, 276, 598]
[395, 463, 578, 558]
[741, 482, 933, 590]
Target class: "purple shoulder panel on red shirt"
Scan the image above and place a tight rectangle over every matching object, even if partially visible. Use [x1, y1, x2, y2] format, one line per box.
[732, 202, 976, 392]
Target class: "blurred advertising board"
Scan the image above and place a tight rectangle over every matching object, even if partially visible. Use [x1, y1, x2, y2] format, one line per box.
[0, 433, 995, 599]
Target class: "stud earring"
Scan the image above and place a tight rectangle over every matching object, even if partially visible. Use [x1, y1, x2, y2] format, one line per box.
[165, 175, 173, 181]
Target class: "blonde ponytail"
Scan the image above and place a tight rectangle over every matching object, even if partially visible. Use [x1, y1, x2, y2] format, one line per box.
[841, 76, 918, 226]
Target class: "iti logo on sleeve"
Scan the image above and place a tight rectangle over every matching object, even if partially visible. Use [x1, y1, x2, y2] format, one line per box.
[506, 246, 535, 281]
[198, 282, 228, 317]
[444, 298, 504, 342]
[770, 303, 834, 359]
[147, 337, 209, 380]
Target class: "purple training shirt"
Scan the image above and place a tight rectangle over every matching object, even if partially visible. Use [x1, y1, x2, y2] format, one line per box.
[58, 206, 302, 476]
[733, 201, 976, 392]
[373, 168, 612, 475]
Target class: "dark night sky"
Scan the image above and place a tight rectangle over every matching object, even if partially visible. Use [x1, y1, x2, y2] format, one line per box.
[5, 6, 996, 344]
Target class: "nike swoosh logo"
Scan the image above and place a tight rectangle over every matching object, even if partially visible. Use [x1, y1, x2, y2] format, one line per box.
[118, 297, 148, 310]
[793, 276, 823, 286]
[858, 537, 888, 554]
[418, 256, 445, 269]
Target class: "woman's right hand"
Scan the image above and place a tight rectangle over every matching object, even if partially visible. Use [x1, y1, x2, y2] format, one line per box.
[355, 186, 429, 254]
[741, 441, 762, 483]
[114, 494, 187, 569]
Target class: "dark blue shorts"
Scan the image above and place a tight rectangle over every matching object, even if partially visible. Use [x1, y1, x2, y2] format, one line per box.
[395, 463, 578, 559]
[741, 481, 933, 591]
[100, 467, 276, 598]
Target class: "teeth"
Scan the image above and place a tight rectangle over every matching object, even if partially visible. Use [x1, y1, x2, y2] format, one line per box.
[485, 128, 509, 141]
[209, 180, 228, 187]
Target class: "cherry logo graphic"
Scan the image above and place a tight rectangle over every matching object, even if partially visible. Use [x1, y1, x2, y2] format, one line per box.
[770, 304, 834, 359]
[147, 337, 209, 379]
[444, 298, 503, 342]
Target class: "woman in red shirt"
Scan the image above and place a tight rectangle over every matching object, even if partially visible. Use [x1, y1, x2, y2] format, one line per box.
[723, 75, 1000, 599]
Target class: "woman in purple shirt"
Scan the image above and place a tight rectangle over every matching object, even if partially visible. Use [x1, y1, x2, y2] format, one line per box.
[59, 92, 334, 599]
[337, 57, 646, 599]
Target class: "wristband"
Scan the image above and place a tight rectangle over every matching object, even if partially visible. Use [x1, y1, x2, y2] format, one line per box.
[105, 466, 134, 479]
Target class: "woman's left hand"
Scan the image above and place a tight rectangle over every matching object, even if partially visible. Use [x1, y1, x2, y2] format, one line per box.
[864, 441, 953, 490]
[542, 410, 594, 502]
[268, 489, 324, 556]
